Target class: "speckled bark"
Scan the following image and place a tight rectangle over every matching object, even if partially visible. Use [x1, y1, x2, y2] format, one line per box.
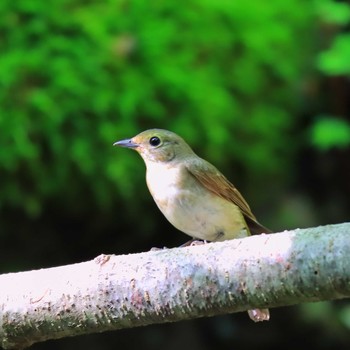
[1, 223, 350, 349]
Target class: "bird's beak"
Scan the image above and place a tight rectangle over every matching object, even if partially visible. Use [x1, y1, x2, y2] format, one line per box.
[113, 138, 139, 149]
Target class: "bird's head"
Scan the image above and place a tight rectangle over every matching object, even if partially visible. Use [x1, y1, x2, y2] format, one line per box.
[114, 129, 194, 163]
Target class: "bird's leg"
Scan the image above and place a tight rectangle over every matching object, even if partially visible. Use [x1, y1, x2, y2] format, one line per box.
[151, 238, 206, 250]
[190, 239, 207, 246]
[94, 254, 111, 266]
[179, 238, 208, 247]
[150, 246, 168, 251]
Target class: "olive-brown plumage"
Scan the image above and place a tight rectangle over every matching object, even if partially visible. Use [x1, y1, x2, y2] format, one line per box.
[114, 128, 270, 322]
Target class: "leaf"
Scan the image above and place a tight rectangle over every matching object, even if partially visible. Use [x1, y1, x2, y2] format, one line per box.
[311, 117, 350, 150]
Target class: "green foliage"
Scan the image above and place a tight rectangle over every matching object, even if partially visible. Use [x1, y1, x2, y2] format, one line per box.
[311, 117, 350, 150]
[0, 0, 316, 216]
[316, 0, 350, 75]
[318, 34, 350, 75]
[316, 0, 350, 25]
[311, 0, 350, 152]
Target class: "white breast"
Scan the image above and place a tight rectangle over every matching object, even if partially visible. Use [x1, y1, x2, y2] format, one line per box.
[145, 161, 247, 241]
[146, 162, 182, 204]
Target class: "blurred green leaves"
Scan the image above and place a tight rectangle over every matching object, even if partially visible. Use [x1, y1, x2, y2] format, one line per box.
[318, 34, 350, 75]
[310, 0, 350, 152]
[0, 0, 331, 217]
[311, 117, 350, 150]
[316, 0, 350, 25]
[315, 0, 350, 76]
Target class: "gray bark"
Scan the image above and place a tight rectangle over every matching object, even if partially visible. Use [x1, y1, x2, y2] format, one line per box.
[0, 223, 349, 349]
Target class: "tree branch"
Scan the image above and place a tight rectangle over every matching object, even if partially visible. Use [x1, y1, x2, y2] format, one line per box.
[1, 223, 349, 349]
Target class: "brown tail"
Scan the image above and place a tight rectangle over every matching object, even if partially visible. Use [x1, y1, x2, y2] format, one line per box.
[245, 216, 272, 235]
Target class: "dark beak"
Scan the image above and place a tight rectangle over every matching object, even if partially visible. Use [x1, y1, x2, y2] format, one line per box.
[113, 138, 139, 149]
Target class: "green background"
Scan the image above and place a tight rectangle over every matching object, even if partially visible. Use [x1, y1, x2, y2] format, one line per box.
[1, 0, 350, 349]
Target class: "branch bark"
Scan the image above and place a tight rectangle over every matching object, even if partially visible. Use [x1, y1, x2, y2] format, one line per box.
[1, 223, 350, 349]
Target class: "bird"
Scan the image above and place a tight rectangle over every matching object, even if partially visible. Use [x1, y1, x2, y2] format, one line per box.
[114, 128, 270, 322]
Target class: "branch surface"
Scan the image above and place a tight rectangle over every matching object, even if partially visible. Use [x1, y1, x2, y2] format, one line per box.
[0, 223, 349, 349]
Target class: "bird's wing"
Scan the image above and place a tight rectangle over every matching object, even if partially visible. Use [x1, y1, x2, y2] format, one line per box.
[185, 158, 270, 235]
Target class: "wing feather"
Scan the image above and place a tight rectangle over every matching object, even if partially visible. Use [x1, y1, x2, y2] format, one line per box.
[186, 158, 270, 235]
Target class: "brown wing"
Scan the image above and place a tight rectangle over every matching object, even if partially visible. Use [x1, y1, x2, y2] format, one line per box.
[186, 158, 271, 235]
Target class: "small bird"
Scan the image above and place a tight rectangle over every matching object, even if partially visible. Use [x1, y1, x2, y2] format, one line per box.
[114, 129, 270, 322]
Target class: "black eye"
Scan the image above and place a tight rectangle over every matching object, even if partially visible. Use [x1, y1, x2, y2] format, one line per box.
[149, 136, 161, 147]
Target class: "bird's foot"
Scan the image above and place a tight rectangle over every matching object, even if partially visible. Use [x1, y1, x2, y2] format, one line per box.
[179, 238, 207, 247]
[150, 246, 168, 251]
[94, 254, 111, 266]
[190, 240, 207, 246]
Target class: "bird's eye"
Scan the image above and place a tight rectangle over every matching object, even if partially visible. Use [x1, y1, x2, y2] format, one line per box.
[149, 136, 161, 147]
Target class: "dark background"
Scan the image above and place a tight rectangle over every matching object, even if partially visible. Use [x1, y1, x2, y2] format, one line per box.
[1, 0, 350, 349]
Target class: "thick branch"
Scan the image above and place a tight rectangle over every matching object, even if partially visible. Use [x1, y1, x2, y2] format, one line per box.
[1, 223, 350, 349]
